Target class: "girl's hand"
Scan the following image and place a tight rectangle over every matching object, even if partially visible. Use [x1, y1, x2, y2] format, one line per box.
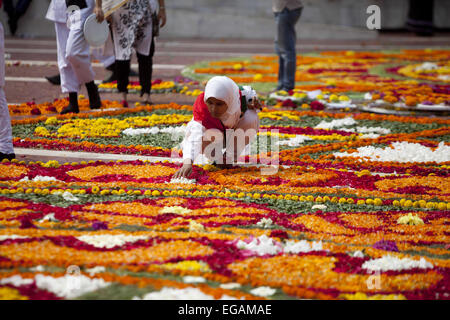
[248, 97, 262, 110]
[158, 7, 167, 28]
[173, 162, 192, 179]
[94, 6, 104, 23]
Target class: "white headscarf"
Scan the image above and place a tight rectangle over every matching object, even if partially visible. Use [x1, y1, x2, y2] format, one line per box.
[204, 76, 241, 129]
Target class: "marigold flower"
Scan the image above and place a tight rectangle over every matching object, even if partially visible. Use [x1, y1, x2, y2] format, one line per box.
[397, 213, 424, 225]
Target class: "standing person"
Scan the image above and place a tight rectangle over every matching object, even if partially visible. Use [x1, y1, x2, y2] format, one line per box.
[406, 0, 434, 37]
[44, 32, 140, 85]
[173, 76, 261, 179]
[44, 41, 116, 85]
[272, 0, 303, 92]
[0, 19, 15, 160]
[2, 0, 32, 35]
[94, 0, 166, 107]
[46, 0, 102, 115]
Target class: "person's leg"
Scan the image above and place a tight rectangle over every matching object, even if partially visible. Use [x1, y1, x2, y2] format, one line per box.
[274, 11, 284, 91]
[0, 22, 14, 158]
[115, 59, 130, 107]
[136, 38, 155, 104]
[284, 8, 301, 91]
[60, 91, 80, 115]
[15, 0, 33, 19]
[3, 0, 17, 35]
[2, 0, 14, 17]
[111, 4, 135, 107]
[66, 30, 101, 109]
[135, 9, 154, 104]
[0, 87, 14, 158]
[55, 22, 80, 114]
[137, 51, 152, 104]
[275, 8, 302, 91]
[85, 80, 101, 109]
[65, 18, 95, 86]
[407, 0, 434, 36]
[65, 1, 101, 109]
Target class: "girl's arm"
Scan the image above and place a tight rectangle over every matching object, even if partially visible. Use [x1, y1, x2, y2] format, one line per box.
[158, 0, 166, 28]
[94, 0, 104, 22]
[173, 120, 204, 178]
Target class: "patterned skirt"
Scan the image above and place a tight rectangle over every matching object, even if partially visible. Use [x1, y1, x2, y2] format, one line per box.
[111, 0, 153, 60]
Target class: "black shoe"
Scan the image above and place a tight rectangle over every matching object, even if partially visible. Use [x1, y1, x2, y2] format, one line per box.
[60, 104, 79, 115]
[0, 152, 15, 161]
[45, 74, 61, 85]
[102, 71, 117, 83]
[86, 82, 102, 109]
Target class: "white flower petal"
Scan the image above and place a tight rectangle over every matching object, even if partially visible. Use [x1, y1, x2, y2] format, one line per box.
[249, 286, 276, 297]
[135, 287, 214, 300]
[182, 276, 206, 284]
[362, 255, 433, 272]
[76, 235, 148, 249]
[314, 117, 356, 130]
[34, 274, 110, 299]
[333, 141, 450, 163]
[219, 283, 242, 290]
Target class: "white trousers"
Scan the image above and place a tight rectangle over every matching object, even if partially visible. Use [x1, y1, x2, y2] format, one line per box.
[0, 23, 14, 154]
[55, 0, 95, 93]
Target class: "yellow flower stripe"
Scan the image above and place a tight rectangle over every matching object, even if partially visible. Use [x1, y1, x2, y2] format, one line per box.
[35, 114, 192, 138]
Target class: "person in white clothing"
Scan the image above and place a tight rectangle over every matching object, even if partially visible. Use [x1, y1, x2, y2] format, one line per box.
[45, 37, 117, 85]
[44, 28, 134, 85]
[173, 76, 261, 179]
[46, 0, 102, 114]
[0, 21, 15, 160]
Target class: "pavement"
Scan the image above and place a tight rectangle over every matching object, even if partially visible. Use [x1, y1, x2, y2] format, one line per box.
[4, 33, 450, 163]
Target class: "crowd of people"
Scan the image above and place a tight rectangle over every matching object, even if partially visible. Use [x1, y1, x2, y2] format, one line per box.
[45, 0, 166, 113]
[0, 0, 442, 171]
[0, 0, 301, 171]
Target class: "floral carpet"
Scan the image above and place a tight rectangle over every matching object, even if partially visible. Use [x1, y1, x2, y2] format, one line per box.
[1, 49, 449, 300]
[185, 49, 450, 114]
[2, 103, 450, 300]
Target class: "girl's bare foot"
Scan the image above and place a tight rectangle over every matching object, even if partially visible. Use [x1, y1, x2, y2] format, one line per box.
[141, 93, 152, 105]
[121, 92, 128, 108]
